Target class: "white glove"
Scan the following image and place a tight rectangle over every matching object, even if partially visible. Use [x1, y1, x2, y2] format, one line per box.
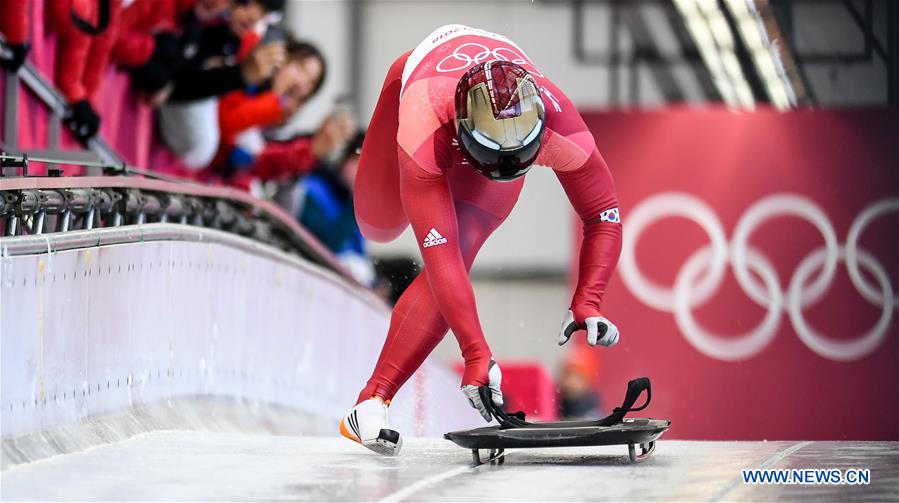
[557, 310, 620, 347]
[461, 359, 503, 422]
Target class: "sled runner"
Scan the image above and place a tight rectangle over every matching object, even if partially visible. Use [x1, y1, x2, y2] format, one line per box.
[444, 377, 670, 465]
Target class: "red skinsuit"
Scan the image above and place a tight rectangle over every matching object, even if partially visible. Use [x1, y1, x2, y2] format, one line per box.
[46, 0, 123, 104]
[0, 0, 29, 44]
[355, 25, 621, 403]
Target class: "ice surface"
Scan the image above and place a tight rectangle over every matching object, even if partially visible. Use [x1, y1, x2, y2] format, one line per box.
[2, 433, 897, 501]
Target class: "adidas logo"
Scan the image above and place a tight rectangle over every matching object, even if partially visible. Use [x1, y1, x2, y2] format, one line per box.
[422, 228, 448, 248]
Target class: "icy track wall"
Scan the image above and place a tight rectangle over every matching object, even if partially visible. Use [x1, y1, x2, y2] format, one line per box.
[1, 224, 478, 443]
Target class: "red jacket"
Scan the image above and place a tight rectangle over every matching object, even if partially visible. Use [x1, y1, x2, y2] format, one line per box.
[46, 0, 123, 103]
[112, 0, 191, 67]
[212, 89, 319, 187]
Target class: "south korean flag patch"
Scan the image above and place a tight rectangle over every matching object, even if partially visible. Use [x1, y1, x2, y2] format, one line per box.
[599, 207, 620, 223]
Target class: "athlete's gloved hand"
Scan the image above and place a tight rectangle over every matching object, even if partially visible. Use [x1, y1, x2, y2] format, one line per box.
[0, 42, 30, 73]
[461, 358, 503, 422]
[557, 309, 620, 347]
[63, 99, 101, 145]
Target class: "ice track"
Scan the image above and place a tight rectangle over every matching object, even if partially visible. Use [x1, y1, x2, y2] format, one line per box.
[2, 433, 897, 501]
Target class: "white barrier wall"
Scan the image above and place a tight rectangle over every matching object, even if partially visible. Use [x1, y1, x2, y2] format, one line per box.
[0, 225, 480, 440]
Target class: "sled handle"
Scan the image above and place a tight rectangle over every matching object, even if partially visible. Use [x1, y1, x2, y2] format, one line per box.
[595, 376, 652, 426]
[622, 377, 652, 413]
[480, 376, 654, 428]
[478, 386, 529, 428]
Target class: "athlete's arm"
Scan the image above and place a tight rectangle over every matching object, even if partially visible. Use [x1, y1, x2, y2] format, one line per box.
[557, 148, 622, 314]
[397, 144, 492, 387]
[542, 121, 623, 345]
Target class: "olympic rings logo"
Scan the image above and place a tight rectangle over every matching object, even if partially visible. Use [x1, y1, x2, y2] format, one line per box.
[436, 43, 545, 77]
[618, 192, 898, 362]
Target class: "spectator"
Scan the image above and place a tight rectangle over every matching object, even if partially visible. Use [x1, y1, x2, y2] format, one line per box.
[227, 110, 355, 188]
[46, 0, 124, 145]
[212, 37, 342, 185]
[291, 132, 374, 285]
[112, 0, 197, 107]
[157, 0, 286, 170]
[0, 0, 31, 73]
[558, 345, 603, 420]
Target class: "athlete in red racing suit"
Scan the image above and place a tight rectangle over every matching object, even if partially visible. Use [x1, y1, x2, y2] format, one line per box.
[340, 25, 622, 455]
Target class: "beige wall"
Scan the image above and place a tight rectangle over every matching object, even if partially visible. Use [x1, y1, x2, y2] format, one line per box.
[433, 277, 573, 373]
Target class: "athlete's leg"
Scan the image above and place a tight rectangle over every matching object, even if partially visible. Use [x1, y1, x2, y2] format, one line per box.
[357, 171, 524, 403]
[354, 50, 413, 242]
[357, 202, 504, 402]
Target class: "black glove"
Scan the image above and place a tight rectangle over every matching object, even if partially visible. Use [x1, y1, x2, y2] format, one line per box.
[0, 42, 30, 73]
[129, 32, 182, 93]
[63, 99, 101, 144]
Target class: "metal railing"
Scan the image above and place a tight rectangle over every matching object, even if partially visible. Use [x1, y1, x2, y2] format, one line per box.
[2, 41, 123, 168]
[0, 155, 354, 283]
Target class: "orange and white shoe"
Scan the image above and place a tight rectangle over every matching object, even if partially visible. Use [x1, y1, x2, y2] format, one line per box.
[340, 398, 403, 456]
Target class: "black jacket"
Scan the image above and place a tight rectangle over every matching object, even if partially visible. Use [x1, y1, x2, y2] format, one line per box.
[168, 14, 246, 102]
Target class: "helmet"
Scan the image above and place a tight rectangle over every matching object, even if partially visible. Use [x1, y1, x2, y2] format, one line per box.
[455, 61, 546, 181]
